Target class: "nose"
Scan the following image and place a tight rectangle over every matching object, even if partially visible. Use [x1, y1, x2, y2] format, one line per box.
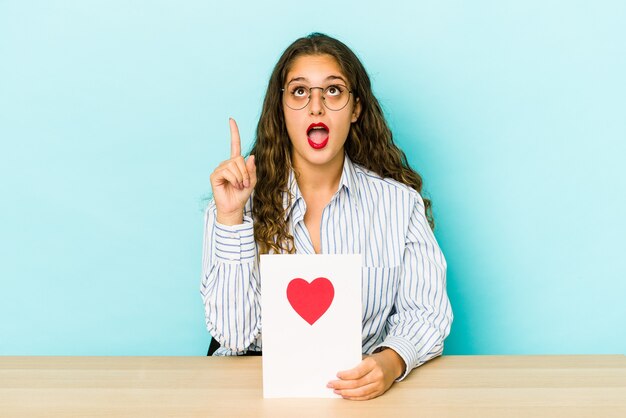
[308, 87, 325, 116]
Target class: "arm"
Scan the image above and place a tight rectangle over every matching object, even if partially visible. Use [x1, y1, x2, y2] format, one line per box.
[200, 118, 260, 353]
[200, 200, 261, 352]
[329, 192, 453, 399]
[374, 191, 453, 380]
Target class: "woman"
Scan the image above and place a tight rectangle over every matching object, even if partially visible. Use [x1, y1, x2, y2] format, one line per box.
[201, 32, 453, 400]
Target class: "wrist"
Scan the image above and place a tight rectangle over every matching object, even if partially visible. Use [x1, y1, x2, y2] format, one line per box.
[216, 210, 244, 226]
[378, 348, 405, 379]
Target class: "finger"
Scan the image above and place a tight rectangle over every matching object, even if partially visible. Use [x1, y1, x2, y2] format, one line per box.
[215, 158, 246, 188]
[225, 165, 245, 189]
[336, 358, 375, 380]
[217, 166, 243, 190]
[229, 118, 241, 158]
[334, 382, 380, 400]
[245, 155, 256, 188]
[328, 374, 373, 390]
[232, 155, 249, 188]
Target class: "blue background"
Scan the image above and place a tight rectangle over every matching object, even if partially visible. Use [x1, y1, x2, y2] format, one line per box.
[1, 1, 624, 355]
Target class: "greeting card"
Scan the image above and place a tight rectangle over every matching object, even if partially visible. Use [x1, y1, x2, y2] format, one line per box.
[260, 254, 362, 398]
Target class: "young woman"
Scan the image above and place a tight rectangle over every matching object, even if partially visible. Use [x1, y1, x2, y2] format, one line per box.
[201, 33, 453, 400]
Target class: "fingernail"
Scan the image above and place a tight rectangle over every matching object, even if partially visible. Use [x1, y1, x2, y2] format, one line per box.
[244, 178, 250, 188]
[326, 383, 333, 388]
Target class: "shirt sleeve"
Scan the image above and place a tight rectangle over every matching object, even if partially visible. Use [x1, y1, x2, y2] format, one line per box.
[373, 192, 453, 381]
[200, 200, 261, 352]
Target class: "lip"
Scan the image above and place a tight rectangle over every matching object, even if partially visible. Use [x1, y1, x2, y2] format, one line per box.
[307, 122, 329, 150]
[307, 136, 329, 149]
[307, 122, 329, 132]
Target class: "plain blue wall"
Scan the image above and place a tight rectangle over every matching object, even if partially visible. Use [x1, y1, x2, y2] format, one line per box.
[1, 1, 624, 355]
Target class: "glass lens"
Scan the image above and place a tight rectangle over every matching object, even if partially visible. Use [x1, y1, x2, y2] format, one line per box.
[284, 85, 310, 110]
[283, 85, 351, 111]
[323, 84, 349, 110]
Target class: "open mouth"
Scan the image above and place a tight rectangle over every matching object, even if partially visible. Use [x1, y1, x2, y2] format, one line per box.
[306, 122, 329, 150]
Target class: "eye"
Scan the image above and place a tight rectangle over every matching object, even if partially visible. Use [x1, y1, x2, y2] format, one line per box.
[291, 86, 308, 97]
[325, 85, 344, 96]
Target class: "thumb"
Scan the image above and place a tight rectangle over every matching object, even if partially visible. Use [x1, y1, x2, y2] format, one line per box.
[246, 155, 257, 186]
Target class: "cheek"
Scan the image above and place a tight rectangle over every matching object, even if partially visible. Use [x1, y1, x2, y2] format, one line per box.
[284, 111, 304, 142]
[335, 114, 354, 139]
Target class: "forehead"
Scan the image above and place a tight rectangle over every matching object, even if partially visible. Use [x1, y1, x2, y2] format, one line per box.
[285, 54, 347, 84]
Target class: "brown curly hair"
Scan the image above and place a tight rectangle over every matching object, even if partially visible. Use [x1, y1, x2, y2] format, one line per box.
[249, 33, 434, 255]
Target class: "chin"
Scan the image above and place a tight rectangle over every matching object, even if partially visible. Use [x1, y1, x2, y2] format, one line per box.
[292, 138, 345, 167]
[310, 150, 344, 166]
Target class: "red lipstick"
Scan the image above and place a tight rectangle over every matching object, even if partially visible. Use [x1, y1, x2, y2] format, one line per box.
[306, 122, 329, 150]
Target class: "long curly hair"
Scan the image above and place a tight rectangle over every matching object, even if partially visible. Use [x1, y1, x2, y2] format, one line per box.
[250, 33, 434, 255]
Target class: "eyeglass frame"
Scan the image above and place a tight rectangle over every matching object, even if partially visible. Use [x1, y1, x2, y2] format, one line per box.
[280, 84, 354, 111]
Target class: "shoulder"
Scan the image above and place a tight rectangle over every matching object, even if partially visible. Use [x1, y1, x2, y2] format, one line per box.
[352, 163, 425, 210]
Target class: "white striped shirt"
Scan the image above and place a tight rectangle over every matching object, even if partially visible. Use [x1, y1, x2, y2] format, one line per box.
[200, 155, 453, 380]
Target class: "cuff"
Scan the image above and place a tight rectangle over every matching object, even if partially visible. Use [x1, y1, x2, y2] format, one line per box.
[373, 335, 420, 382]
[214, 216, 256, 262]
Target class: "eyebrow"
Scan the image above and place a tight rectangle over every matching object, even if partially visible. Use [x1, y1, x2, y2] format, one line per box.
[286, 75, 348, 85]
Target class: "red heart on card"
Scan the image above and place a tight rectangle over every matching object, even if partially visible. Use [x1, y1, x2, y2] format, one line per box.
[286, 277, 334, 325]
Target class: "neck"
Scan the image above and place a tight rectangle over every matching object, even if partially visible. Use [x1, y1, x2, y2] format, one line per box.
[292, 152, 344, 197]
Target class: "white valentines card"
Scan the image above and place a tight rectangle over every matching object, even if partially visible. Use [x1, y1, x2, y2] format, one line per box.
[260, 254, 362, 398]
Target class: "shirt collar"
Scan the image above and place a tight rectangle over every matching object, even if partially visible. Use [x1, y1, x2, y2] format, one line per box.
[284, 154, 360, 221]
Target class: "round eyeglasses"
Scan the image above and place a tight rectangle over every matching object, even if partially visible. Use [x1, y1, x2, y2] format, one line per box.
[281, 84, 353, 111]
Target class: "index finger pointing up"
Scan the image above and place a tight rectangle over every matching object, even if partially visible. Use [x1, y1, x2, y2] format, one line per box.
[229, 117, 241, 158]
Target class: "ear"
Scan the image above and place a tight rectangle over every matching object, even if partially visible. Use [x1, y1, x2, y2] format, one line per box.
[351, 97, 362, 123]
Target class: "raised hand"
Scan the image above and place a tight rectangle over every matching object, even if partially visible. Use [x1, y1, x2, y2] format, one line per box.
[209, 118, 257, 225]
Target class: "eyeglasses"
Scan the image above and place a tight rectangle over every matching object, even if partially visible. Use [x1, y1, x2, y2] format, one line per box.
[281, 84, 353, 111]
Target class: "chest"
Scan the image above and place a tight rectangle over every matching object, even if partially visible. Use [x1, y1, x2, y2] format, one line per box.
[291, 196, 406, 266]
[303, 202, 325, 254]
